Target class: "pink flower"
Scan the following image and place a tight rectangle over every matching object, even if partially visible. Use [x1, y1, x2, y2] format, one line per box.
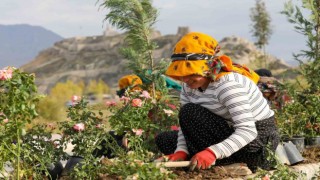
[163, 109, 174, 116]
[73, 123, 85, 131]
[262, 175, 270, 180]
[47, 123, 55, 130]
[167, 104, 177, 110]
[96, 124, 102, 128]
[140, 91, 151, 99]
[120, 96, 130, 103]
[132, 128, 144, 136]
[105, 101, 117, 107]
[0, 67, 13, 80]
[131, 98, 143, 107]
[71, 95, 80, 102]
[170, 125, 179, 131]
[0, 112, 8, 123]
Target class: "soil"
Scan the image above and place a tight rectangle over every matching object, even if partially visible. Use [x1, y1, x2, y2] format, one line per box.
[171, 146, 320, 180]
[61, 147, 320, 180]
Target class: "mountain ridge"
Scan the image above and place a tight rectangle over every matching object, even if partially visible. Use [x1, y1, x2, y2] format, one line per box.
[21, 27, 292, 94]
[0, 24, 63, 68]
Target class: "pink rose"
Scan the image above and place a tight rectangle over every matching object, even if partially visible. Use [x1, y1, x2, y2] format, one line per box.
[170, 125, 179, 131]
[3, 119, 9, 123]
[140, 91, 151, 99]
[262, 175, 270, 180]
[0, 68, 13, 80]
[167, 104, 177, 110]
[132, 128, 144, 136]
[131, 98, 143, 107]
[47, 123, 55, 130]
[71, 95, 80, 102]
[120, 96, 130, 103]
[73, 123, 85, 131]
[105, 101, 117, 107]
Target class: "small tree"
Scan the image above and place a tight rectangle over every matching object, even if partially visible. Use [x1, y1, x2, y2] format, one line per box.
[250, 0, 273, 68]
[279, 0, 320, 138]
[282, 0, 320, 92]
[100, 0, 168, 98]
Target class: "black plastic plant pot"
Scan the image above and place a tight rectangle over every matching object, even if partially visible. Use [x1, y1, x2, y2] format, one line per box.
[93, 130, 126, 158]
[280, 135, 290, 142]
[47, 161, 63, 180]
[61, 156, 84, 176]
[290, 136, 305, 153]
[35, 161, 63, 180]
[305, 136, 320, 147]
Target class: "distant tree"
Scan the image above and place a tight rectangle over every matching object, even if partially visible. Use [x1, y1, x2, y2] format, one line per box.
[250, 0, 273, 68]
[282, 0, 320, 92]
[50, 80, 83, 103]
[85, 79, 110, 101]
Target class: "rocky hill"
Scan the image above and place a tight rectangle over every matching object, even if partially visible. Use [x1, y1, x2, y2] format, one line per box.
[21, 27, 291, 94]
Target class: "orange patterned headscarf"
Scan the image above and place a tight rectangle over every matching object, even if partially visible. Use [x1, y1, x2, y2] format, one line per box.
[166, 32, 219, 79]
[165, 32, 259, 83]
[118, 74, 142, 90]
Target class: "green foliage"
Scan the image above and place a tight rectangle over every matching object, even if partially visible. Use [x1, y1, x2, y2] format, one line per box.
[100, 0, 170, 98]
[277, 0, 320, 138]
[282, 0, 320, 92]
[249, 145, 305, 180]
[85, 79, 110, 98]
[37, 96, 67, 122]
[59, 98, 108, 157]
[275, 85, 306, 137]
[58, 98, 114, 179]
[0, 67, 63, 179]
[37, 79, 110, 122]
[50, 80, 83, 103]
[250, 0, 272, 68]
[100, 151, 176, 180]
[101, 0, 158, 72]
[250, 0, 273, 49]
[107, 90, 179, 153]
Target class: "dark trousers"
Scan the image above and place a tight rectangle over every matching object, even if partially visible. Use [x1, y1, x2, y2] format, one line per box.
[155, 103, 279, 172]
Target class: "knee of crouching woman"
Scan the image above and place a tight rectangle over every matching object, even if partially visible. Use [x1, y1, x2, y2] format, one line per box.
[179, 103, 199, 124]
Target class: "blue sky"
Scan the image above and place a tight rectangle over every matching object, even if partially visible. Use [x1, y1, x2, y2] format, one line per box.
[0, 0, 307, 66]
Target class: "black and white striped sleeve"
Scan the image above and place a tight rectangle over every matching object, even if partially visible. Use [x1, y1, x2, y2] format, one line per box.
[174, 84, 190, 154]
[208, 80, 258, 159]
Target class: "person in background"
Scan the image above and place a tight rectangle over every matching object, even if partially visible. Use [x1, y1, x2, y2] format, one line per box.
[254, 69, 277, 107]
[94, 74, 181, 158]
[116, 73, 181, 98]
[116, 74, 143, 97]
[254, 69, 291, 109]
[155, 32, 279, 172]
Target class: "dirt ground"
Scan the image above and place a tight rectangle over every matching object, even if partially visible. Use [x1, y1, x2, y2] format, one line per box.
[171, 146, 320, 180]
[62, 147, 320, 180]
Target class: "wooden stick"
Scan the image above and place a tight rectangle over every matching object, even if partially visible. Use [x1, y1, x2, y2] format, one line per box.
[155, 161, 191, 168]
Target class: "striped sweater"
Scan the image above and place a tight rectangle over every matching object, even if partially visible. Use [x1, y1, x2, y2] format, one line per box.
[175, 72, 274, 159]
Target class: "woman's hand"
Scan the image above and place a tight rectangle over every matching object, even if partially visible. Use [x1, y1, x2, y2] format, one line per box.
[155, 151, 188, 162]
[190, 148, 216, 170]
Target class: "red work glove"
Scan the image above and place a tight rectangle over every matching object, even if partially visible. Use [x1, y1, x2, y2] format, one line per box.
[190, 148, 216, 170]
[155, 151, 188, 162]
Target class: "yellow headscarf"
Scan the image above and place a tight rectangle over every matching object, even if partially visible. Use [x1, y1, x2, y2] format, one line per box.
[165, 32, 259, 83]
[118, 74, 143, 91]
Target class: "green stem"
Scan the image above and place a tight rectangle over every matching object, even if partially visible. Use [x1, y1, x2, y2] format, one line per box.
[3, 143, 18, 156]
[16, 125, 20, 180]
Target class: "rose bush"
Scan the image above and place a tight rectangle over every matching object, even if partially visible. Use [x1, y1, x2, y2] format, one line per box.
[58, 96, 118, 179]
[0, 67, 64, 179]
